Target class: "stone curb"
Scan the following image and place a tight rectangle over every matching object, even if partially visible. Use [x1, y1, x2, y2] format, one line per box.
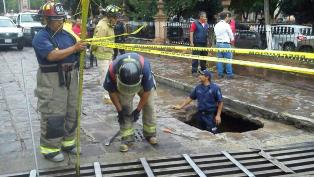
[155, 74, 314, 131]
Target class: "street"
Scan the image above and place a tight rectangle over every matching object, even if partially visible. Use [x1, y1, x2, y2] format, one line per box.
[1, 47, 314, 175]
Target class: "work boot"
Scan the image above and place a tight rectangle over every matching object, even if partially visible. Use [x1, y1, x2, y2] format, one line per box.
[62, 147, 81, 155]
[119, 144, 129, 152]
[44, 152, 64, 162]
[148, 137, 158, 145]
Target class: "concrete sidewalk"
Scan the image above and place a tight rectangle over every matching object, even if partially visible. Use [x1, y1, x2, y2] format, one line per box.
[148, 56, 314, 130]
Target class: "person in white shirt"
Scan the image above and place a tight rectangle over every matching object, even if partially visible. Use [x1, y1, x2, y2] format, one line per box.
[214, 12, 234, 79]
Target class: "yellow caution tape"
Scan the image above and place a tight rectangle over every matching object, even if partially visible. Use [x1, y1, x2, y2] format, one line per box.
[84, 24, 147, 42]
[91, 42, 314, 75]
[91, 43, 314, 60]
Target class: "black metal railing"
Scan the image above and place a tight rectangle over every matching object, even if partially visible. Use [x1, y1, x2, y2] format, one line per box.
[164, 22, 314, 52]
[125, 21, 155, 43]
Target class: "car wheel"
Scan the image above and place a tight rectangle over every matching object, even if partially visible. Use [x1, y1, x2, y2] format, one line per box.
[299, 46, 313, 53]
[17, 44, 24, 51]
[283, 42, 295, 51]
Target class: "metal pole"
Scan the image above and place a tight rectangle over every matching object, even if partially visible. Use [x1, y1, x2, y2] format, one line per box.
[2, 0, 6, 14]
[264, 0, 272, 50]
[76, 0, 89, 176]
[21, 58, 39, 177]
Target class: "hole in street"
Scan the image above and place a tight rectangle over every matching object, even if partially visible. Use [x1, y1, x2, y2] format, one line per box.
[184, 112, 264, 133]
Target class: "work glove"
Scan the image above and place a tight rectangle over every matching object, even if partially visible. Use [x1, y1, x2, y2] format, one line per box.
[132, 109, 141, 122]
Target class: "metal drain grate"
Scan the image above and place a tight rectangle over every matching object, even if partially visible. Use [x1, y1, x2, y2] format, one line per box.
[3, 143, 314, 177]
[134, 129, 145, 142]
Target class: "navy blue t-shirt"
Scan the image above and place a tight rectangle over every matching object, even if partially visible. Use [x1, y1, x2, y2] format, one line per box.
[190, 83, 222, 112]
[32, 27, 78, 65]
[104, 53, 154, 93]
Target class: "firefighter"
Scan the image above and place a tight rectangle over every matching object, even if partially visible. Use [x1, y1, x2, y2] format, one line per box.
[104, 53, 157, 152]
[92, 4, 120, 102]
[32, 2, 85, 162]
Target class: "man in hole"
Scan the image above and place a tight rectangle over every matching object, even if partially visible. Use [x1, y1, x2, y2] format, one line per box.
[173, 70, 223, 134]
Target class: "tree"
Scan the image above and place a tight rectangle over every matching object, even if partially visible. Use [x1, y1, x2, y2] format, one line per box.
[230, 0, 282, 22]
[230, 0, 256, 21]
[280, 0, 314, 24]
[164, 0, 223, 23]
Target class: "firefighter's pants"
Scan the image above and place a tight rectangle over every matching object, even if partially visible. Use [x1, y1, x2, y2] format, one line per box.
[118, 88, 157, 143]
[97, 54, 112, 86]
[35, 69, 78, 155]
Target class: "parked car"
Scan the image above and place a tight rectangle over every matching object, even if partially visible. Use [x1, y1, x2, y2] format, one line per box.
[0, 16, 24, 50]
[16, 12, 44, 44]
[5, 13, 18, 24]
[235, 30, 264, 49]
[271, 25, 313, 51]
[297, 39, 314, 53]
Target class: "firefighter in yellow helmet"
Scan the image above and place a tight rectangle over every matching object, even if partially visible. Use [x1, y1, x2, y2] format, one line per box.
[92, 5, 121, 102]
[32, 2, 85, 162]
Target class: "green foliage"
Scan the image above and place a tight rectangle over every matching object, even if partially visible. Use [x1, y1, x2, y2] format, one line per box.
[125, 0, 157, 21]
[230, 0, 281, 21]
[281, 0, 314, 24]
[164, 0, 223, 23]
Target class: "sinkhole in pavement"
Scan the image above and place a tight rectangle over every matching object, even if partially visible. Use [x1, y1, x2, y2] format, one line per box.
[157, 83, 264, 133]
[183, 111, 264, 133]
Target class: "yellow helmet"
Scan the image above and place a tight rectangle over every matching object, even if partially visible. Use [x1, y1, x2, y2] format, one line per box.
[101, 5, 121, 17]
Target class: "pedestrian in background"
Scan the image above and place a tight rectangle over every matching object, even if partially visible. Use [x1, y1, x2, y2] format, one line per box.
[92, 5, 120, 102]
[173, 69, 223, 134]
[33, 2, 85, 162]
[113, 20, 126, 60]
[72, 18, 81, 36]
[189, 11, 209, 76]
[214, 12, 234, 79]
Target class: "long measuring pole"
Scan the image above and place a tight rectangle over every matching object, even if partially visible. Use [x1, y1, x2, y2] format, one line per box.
[76, 0, 89, 176]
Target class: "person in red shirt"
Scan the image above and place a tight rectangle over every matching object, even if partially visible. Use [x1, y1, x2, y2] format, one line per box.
[189, 11, 209, 76]
[229, 19, 236, 45]
[72, 18, 81, 36]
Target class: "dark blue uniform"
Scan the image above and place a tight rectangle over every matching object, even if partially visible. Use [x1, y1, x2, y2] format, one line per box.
[190, 83, 222, 133]
[104, 53, 154, 92]
[32, 27, 78, 65]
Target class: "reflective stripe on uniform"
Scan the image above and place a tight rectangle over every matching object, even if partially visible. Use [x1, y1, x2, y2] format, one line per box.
[40, 146, 60, 154]
[62, 138, 76, 147]
[121, 128, 134, 138]
[143, 124, 156, 134]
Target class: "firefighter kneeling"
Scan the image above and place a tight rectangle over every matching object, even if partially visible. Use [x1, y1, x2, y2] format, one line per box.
[104, 53, 157, 152]
[32, 2, 85, 162]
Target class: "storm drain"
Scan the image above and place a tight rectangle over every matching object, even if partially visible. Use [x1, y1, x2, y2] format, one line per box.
[4, 142, 314, 177]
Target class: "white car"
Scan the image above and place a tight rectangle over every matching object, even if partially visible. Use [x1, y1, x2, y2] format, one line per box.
[0, 16, 24, 50]
[271, 25, 313, 51]
[16, 12, 44, 44]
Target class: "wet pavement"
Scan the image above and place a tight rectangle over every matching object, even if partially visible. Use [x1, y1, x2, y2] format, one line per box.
[149, 55, 314, 128]
[0, 47, 314, 175]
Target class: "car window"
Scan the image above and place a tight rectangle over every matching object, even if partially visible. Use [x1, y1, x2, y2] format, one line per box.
[0, 19, 15, 27]
[21, 14, 40, 23]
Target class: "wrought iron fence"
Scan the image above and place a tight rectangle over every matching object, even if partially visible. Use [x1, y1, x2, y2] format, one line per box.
[164, 22, 314, 52]
[125, 21, 155, 44]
